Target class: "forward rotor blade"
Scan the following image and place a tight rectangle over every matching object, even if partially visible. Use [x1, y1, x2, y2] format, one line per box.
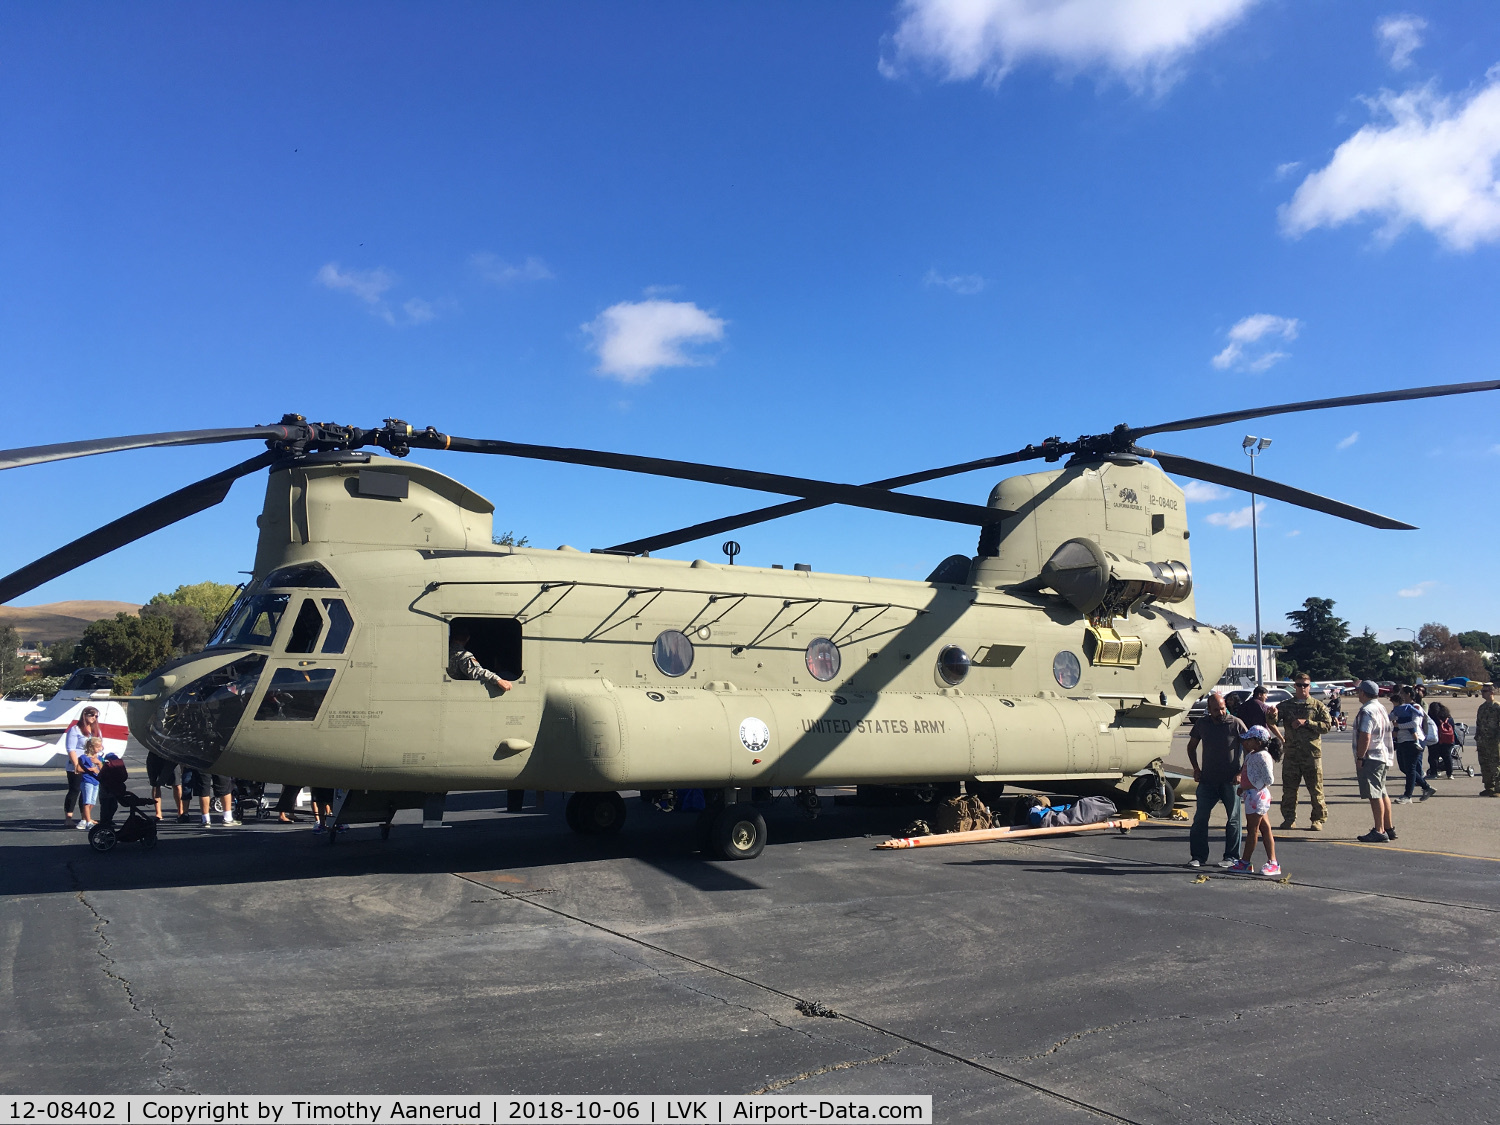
[1137, 446, 1416, 531]
[0, 426, 293, 472]
[1130, 379, 1500, 441]
[423, 433, 1011, 529]
[602, 447, 1047, 554]
[0, 452, 276, 605]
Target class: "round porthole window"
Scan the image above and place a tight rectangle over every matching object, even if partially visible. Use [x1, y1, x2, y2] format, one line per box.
[937, 644, 970, 685]
[1053, 650, 1082, 689]
[652, 630, 695, 677]
[805, 638, 841, 682]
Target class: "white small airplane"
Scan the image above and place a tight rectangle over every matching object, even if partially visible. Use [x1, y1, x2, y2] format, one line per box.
[0, 668, 130, 767]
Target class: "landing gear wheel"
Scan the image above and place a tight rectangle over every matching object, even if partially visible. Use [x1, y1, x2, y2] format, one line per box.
[1128, 774, 1175, 818]
[566, 792, 627, 835]
[88, 825, 116, 853]
[709, 807, 766, 861]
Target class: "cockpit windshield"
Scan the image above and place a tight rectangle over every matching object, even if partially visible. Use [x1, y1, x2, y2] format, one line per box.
[207, 593, 290, 649]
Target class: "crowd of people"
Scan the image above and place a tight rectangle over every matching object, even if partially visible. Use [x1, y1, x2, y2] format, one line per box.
[1186, 676, 1500, 870]
[61, 722, 341, 834]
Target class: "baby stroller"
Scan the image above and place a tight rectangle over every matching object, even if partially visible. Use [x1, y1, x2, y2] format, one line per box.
[89, 756, 158, 853]
[1449, 723, 1476, 778]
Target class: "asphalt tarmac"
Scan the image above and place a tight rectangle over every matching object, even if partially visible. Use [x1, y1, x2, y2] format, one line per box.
[3, 736, 1499, 1124]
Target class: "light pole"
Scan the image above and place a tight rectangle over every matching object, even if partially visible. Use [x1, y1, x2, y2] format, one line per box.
[1243, 435, 1272, 685]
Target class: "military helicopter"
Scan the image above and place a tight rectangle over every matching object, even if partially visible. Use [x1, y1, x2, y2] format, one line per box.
[1, 379, 1494, 859]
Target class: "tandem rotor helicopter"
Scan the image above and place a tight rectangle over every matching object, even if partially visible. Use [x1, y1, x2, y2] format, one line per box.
[1, 379, 1494, 859]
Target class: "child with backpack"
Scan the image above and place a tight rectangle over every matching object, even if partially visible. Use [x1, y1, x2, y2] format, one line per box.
[1232, 726, 1282, 877]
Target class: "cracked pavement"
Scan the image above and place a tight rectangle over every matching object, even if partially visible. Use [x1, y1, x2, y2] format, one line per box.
[3, 765, 1499, 1123]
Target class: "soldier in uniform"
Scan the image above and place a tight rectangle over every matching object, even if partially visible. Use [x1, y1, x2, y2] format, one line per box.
[448, 625, 513, 694]
[1279, 673, 1332, 830]
[1476, 683, 1500, 797]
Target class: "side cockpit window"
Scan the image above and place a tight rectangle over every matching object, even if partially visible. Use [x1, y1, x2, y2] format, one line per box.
[321, 599, 354, 653]
[286, 599, 324, 653]
[448, 616, 523, 681]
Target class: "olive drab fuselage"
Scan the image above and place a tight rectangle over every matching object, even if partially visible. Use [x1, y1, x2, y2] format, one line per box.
[127, 452, 1233, 792]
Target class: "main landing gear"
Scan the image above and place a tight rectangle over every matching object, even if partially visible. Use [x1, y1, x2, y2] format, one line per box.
[698, 805, 766, 861]
[565, 791, 627, 835]
[564, 789, 768, 860]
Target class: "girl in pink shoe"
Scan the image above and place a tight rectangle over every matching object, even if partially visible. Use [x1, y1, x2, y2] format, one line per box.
[1233, 726, 1282, 877]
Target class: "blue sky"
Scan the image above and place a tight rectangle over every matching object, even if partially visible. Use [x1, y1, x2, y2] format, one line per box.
[2, 1, 1498, 643]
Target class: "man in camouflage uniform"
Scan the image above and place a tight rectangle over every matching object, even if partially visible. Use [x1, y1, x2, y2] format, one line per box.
[1279, 672, 1332, 830]
[1476, 684, 1500, 797]
[448, 625, 513, 694]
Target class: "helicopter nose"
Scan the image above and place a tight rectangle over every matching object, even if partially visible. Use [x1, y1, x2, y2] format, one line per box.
[136, 653, 268, 771]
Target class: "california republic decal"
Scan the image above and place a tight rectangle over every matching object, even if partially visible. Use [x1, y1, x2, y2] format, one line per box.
[739, 717, 771, 754]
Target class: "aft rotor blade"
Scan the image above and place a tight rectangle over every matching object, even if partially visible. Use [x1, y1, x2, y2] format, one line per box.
[0, 452, 276, 605]
[422, 433, 1010, 529]
[0, 426, 295, 472]
[603, 447, 1046, 554]
[1138, 446, 1416, 531]
[1130, 380, 1500, 441]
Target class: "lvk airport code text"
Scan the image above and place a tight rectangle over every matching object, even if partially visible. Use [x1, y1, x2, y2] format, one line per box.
[3, 1099, 932, 1125]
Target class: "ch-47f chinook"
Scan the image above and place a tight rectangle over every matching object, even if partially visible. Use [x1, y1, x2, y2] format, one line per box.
[1, 379, 1494, 859]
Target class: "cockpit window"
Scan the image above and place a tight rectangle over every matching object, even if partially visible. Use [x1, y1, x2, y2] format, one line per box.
[208, 593, 290, 648]
[285, 599, 324, 654]
[321, 599, 354, 654]
[260, 562, 339, 589]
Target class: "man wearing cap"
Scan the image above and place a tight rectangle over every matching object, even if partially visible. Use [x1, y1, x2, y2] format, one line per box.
[1352, 680, 1396, 843]
[1185, 690, 1247, 868]
[1476, 684, 1500, 797]
[1279, 673, 1331, 831]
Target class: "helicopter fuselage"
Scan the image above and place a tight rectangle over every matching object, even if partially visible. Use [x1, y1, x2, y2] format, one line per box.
[127, 453, 1233, 797]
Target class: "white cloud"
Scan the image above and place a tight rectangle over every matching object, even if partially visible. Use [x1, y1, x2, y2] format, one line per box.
[1281, 72, 1500, 251]
[316, 262, 435, 326]
[1285, 529, 1301, 537]
[583, 299, 726, 384]
[1398, 580, 1436, 597]
[1376, 14, 1426, 71]
[402, 298, 436, 325]
[1211, 313, 1300, 372]
[1275, 161, 1302, 180]
[881, 0, 1259, 90]
[1337, 431, 1359, 450]
[471, 252, 553, 284]
[1205, 502, 1265, 530]
[923, 269, 986, 295]
[1180, 480, 1229, 502]
[317, 262, 394, 306]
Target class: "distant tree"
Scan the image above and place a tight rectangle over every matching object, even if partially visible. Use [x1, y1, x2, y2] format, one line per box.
[492, 530, 530, 547]
[1417, 623, 1452, 655]
[0, 624, 24, 695]
[140, 602, 211, 654]
[1345, 627, 1390, 682]
[149, 581, 239, 623]
[74, 613, 175, 676]
[1456, 630, 1495, 653]
[1415, 621, 1488, 680]
[1216, 624, 1242, 642]
[1387, 641, 1419, 683]
[43, 637, 81, 676]
[1282, 598, 1350, 680]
